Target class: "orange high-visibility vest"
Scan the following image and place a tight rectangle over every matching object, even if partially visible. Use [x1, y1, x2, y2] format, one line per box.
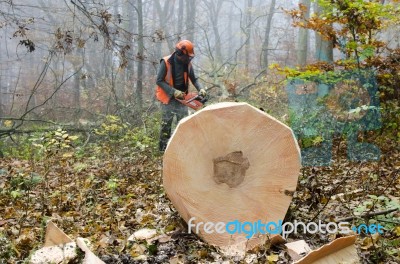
[156, 55, 192, 104]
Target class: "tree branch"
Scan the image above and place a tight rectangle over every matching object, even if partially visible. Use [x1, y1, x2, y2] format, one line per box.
[336, 208, 399, 222]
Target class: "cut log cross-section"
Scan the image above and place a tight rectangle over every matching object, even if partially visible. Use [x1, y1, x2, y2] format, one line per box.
[163, 102, 301, 252]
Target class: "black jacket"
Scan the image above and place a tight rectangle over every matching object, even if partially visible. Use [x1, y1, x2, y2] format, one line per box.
[156, 53, 203, 99]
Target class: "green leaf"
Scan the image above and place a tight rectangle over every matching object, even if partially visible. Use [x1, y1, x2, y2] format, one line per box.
[69, 135, 79, 141]
[147, 244, 157, 255]
[10, 190, 22, 199]
[347, 41, 358, 50]
[267, 254, 279, 263]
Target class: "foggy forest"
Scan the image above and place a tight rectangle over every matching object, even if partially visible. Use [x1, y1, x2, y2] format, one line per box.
[0, 0, 400, 263]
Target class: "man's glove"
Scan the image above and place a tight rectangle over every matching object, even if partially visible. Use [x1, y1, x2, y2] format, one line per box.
[199, 89, 207, 97]
[174, 90, 185, 99]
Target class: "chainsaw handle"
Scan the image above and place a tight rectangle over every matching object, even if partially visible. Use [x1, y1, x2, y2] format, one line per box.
[198, 95, 208, 104]
[185, 94, 208, 104]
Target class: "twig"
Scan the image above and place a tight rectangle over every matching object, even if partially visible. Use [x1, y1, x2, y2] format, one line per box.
[375, 218, 400, 225]
[336, 208, 399, 222]
[82, 131, 91, 148]
[0, 128, 91, 134]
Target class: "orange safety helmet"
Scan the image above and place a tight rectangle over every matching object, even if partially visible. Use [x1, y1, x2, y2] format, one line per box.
[175, 40, 195, 56]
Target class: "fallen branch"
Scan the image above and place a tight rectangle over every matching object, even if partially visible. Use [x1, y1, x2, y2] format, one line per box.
[336, 208, 399, 222]
[0, 128, 91, 134]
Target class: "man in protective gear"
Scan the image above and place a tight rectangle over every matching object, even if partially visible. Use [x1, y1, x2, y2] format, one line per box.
[156, 40, 206, 152]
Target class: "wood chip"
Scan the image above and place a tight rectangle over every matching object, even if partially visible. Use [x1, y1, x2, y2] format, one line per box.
[44, 221, 73, 247]
[285, 240, 311, 261]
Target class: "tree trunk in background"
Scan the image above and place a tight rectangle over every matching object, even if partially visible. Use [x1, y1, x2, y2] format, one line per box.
[84, 51, 97, 94]
[0, 49, 3, 118]
[314, 3, 333, 62]
[244, 0, 253, 71]
[315, 34, 333, 62]
[177, 0, 184, 41]
[74, 38, 87, 117]
[73, 65, 81, 118]
[0, 90, 3, 120]
[227, 4, 234, 58]
[314, 2, 333, 97]
[383, 0, 399, 49]
[202, 0, 226, 97]
[26, 48, 41, 117]
[297, 0, 310, 66]
[204, 0, 223, 62]
[154, 0, 174, 57]
[127, 0, 136, 100]
[186, 0, 196, 41]
[0, 39, 3, 156]
[103, 51, 111, 79]
[261, 0, 276, 70]
[153, 2, 162, 61]
[113, 0, 124, 101]
[136, 0, 144, 111]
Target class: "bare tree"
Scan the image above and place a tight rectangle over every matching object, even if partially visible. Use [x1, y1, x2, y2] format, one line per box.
[136, 0, 144, 110]
[297, 0, 310, 66]
[261, 0, 277, 69]
[126, 0, 137, 104]
[227, 3, 235, 58]
[314, 1, 333, 97]
[314, 2, 333, 63]
[203, 0, 224, 62]
[177, 0, 184, 40]
[185, 0, 196, 41]
[0, 71, 3, 121]
[154, 0, 175, 56]
[244, 0, 253, 71]
[0, 38, 3, 119]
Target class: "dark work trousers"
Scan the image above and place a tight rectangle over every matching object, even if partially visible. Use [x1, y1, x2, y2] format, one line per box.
[159, 98, 188, 151]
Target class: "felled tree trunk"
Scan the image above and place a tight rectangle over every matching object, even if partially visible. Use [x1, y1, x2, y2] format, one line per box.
[163, 102, 301, 253]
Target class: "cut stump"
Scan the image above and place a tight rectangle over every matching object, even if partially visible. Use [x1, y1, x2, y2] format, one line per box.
[163, 102, 301, 252]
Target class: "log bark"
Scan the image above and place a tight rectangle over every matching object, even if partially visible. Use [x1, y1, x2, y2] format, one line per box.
[163, 102, 301, 252]
[294, 235, 359, 264]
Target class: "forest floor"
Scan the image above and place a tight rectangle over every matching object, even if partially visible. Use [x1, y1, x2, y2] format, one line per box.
[0, 129, 399, 264]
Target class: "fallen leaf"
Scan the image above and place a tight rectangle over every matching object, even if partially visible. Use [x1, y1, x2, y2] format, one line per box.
[30, 242, 77, 264]
[155, 234, 172, 243]
[267, 254, 279, 263]
[128, 228, 157, 241]
[169, 255, 184, 264]
[394, 226, 400, 236]
[360, 237, 373, 250]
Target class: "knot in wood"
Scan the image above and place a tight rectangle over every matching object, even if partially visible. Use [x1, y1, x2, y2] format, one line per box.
[213, 151, 250, 188]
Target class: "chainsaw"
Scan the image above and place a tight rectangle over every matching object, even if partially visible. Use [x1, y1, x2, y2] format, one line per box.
[176, 92, 208, 111]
